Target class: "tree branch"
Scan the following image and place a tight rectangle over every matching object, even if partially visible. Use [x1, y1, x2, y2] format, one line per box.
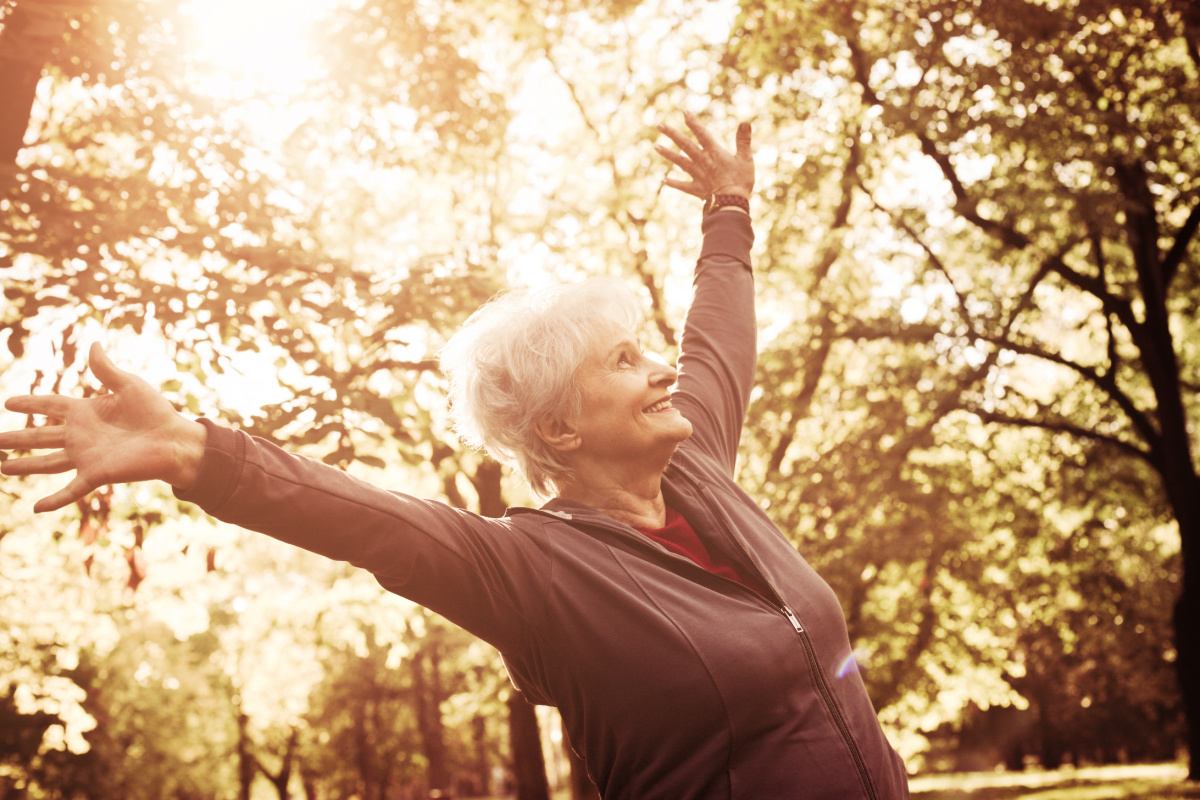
[1084, 225, 1125, 379]
[767, 333, 833, 477]
[973, 332, 1160, 450]
[365, 358, 441, 373]
[843, 38, 1030, 250]
[838, 319, 943, 344]
[917, 135, 1032, 250]
[628, 219, 678, 347]
[968, 408, 1152, 463]
[1163, 200, 1200, 290]
[0, 3, 68, 168]
[1044, 251, 1141, 337]
[1165, 0, 1200, 74]
[880, 199, 974, 330]
[1113, 160, 1164, 308]
[809, 122, 862, 291]
[543, 46, 679, 347]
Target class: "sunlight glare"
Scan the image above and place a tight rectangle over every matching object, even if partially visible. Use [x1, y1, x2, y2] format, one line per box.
[181, 0, 332, 96]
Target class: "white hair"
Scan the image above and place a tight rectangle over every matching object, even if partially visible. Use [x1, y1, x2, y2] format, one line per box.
[440, 278, 643, 499]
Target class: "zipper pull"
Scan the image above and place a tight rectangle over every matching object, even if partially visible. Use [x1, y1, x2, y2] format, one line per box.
[782, 605, 804, 633]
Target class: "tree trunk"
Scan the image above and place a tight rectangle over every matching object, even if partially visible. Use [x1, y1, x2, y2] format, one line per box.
[1173, 517, 1200, 780]
[471, 713, 490, 797]
[236, 708, 255, 800]
[1153, 413, 1200, 779]
[414, 643, 451, 796]
[356, 693, 381, 800]
[1119, 159, 1200, 780]
[507, 691, 550, 800]
[478, 463, 554, 796]
[257, 727, 298, 800]
[0, 2, 68, 167]
[472, 460, 507, 518]
[300, 764, 318, 800]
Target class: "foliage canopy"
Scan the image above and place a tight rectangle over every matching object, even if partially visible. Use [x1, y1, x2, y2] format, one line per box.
[1, 0, 1196, 794]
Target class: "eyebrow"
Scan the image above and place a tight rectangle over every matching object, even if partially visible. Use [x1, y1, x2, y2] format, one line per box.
[603, 337, 640, 361]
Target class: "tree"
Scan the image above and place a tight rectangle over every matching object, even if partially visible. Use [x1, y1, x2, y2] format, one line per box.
[730, 0, 1199, 775]
[0, 497, 244, 799]
[11, 0, 1194, 784]
[507, 691, 550, 800]
[1, 0, 559, 793]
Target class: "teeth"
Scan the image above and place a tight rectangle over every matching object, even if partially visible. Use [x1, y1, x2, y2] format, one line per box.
[645, 399, 671, 413]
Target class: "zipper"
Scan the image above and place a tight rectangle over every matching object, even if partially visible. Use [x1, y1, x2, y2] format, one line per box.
[530, 490, 880, 800]
[676, 474, 880, 800]
[782, 604, 878, 800]
[782, 605, 804, 633]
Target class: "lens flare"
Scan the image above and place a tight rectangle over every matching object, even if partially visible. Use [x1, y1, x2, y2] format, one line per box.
[835, 647, 870, 679]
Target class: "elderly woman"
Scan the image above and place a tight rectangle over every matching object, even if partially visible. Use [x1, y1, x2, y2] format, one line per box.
[0, 114, 909, 799]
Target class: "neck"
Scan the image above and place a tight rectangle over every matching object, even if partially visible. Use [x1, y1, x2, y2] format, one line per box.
[555, 458, 671, 530]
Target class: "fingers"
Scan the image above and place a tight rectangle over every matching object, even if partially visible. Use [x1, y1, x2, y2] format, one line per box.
[0, 435, 89, 512]
[655, 123, 713, 199]
[653, 142, 691, 170]
[736, 122, 752, 158]
[34, 474, 94, 514]
[0, 450, 73, 476]
[663, 177, 709, 200]
[0, 424, 67, 451]
[656, 111, 755, 203]
[4, 395, 73, 420]
[88, 342, 133, 392]
[653, 143, 706, 182]
[683, 111, 719, 151]
[656, 123, 704, 161]
[657, 113, 751, 166]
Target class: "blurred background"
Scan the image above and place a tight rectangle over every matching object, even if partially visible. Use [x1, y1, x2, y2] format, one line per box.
[1, 0, 1197, 797]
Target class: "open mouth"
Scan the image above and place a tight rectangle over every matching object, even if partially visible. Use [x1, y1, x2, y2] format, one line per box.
[644, 398, 673, 414]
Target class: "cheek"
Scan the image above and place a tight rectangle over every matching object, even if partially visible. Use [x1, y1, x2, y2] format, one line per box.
[578, 385, 627, 427]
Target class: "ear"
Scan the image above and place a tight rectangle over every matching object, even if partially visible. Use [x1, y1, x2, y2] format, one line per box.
[535, 416, 582, 453]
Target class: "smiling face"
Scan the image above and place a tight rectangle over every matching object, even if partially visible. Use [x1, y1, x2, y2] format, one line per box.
[561, 322, 693, 470]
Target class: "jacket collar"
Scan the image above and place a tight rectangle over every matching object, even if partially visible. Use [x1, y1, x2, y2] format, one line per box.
[508, 496, 639, 530]
[505, 458, 696, 530]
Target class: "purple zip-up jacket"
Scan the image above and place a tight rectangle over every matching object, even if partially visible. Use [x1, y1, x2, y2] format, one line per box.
[176, 211, 910, 799]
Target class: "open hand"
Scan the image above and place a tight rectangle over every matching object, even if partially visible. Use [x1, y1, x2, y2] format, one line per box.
[0, 343, 207, 513]
[655, 111, 754, 201]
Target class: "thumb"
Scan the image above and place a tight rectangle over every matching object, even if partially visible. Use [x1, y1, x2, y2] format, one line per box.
[88, 342, 132, 392]
[736, 122, 752, 158]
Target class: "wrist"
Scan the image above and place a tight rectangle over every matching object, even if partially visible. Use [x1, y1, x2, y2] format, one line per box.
[168, 418, 208, 491]
[712, 185, 751, 199]
[706, 193, 750, 216]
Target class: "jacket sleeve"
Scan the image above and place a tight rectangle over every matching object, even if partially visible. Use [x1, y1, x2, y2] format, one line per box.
[672, 209, 756, 474]
[174, 420, 549, 654]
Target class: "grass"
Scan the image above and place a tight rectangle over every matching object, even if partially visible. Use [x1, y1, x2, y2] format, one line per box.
[509, 764, 1197, 800]
[909, 763, 1197, 800]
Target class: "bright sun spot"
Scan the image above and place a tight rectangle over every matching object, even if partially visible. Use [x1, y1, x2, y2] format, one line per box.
[180, 0, 332, 96]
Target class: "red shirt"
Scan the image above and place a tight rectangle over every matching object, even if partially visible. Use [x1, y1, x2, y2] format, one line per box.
[637, 506, 770, 598]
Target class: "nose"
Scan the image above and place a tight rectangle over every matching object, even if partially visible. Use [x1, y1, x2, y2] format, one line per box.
[648, 358, 677, 388]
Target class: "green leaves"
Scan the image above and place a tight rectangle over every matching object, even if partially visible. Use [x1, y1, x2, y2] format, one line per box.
[3, 0, 1195, 781]
[728, 0, 1197, 769]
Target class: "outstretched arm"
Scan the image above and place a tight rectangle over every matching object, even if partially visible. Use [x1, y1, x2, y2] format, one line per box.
[0, 343, 207, 512]
[1, 346, 542, 654]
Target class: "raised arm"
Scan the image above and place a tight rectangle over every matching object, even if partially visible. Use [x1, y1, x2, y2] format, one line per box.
[655, 113, 757, 472]
[0, 343, 207, 511]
